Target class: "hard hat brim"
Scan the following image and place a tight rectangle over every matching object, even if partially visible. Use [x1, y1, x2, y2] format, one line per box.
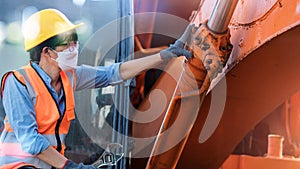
[25, 22, 84, 51]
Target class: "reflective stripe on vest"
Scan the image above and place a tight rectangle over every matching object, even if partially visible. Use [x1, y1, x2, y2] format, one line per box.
[1, 64, 75, 162]
[0, 142, 33, 158]
[0, 161, 38, 169]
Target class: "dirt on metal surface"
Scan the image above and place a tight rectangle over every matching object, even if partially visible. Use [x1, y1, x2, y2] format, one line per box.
[131, 0, 300, 168]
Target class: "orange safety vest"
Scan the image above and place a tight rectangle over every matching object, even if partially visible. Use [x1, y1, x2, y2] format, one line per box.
[0, 64, 76, 167]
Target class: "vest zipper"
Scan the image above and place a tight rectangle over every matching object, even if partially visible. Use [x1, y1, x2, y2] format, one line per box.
[54, 90, 66, 153]
[55, 117, 63, 152]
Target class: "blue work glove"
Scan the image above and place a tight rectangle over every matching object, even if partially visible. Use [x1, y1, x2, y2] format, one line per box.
[160, 24, 194, 61]
[63, 160, 97, 169]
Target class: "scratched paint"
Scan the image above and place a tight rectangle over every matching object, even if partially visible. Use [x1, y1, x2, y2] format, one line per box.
[232, 0, 279, 24]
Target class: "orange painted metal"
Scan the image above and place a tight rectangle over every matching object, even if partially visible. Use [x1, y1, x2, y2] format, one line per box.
[134, 0, 159, 49]
[220, 155, 300, 169]
[143, 21, 233, 169]
[284, 91, 300, 157]
[246, 90, 300, 158]
[132, 0, 300, 169]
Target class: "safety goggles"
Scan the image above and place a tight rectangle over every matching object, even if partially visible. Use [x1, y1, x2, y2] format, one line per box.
[56, 41, 80, 52]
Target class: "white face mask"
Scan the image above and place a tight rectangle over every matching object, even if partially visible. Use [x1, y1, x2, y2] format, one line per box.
[50, 47, 79, 71]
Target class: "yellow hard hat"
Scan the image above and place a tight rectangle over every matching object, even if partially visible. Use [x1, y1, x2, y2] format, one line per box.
[23, 8, 83, 51]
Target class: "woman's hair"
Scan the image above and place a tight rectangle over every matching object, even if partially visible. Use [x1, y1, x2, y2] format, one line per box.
[28, 30, 78, 63]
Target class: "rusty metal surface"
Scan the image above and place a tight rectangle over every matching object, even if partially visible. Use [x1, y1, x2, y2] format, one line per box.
[195, 0, 300, 75]
[177, 24, 300, 169]
[143, 21, 233, 169]
[132, 0, 300, 169]
[223, 0, 300, 77]
[174, 0, 300, 168]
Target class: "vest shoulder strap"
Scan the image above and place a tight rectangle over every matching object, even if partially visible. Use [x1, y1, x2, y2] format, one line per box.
[0, 65, 34, 101]
[1, 63, 38, 97]
[1, 71, 26, 98]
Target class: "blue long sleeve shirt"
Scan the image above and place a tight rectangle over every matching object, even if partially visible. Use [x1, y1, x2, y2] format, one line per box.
[0, 62, 123, 155]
